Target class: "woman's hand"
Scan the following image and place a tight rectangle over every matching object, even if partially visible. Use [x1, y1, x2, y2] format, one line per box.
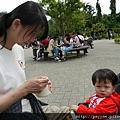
[21, 76, 49, 96]
[0, 76, 51, 112]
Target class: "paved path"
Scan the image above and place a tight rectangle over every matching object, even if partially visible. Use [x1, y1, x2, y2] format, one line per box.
[24, 39, 120, 107]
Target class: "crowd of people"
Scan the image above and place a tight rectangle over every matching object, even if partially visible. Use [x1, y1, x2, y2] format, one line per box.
[31, 31, 94, 62]
[0, 1, 120, 120]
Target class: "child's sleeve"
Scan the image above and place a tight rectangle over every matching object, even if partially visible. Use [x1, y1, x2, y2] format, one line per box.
[76, 98, 117, 114]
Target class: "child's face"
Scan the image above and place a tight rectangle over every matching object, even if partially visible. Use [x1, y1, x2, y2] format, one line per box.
[94, 79, 116, 98]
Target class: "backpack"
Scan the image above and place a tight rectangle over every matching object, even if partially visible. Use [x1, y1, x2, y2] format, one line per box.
[77, 36, 83, 44]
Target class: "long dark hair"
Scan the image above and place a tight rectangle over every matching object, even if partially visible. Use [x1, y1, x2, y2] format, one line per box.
[0, 1, 49, 47]
[65, 33, 71, 41]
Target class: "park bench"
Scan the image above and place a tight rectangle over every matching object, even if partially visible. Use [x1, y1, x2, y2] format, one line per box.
[43, 51, 49, 61]
[43, 46, 89, 60]
[69, 46, 89, 57]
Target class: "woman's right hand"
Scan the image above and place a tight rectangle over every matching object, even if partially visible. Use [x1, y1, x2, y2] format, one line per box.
[21, 76, 49, 96]
[0, 76, 49, 112]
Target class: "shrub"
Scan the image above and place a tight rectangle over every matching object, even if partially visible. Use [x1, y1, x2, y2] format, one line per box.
[114, 34, 120, 44]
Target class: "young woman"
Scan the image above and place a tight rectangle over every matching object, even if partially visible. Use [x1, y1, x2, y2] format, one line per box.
[0, 1, 70, 120]
[61, 33, 74, 61]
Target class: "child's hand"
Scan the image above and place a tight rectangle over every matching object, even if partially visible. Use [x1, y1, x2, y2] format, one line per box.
[69, 105, 79, 112]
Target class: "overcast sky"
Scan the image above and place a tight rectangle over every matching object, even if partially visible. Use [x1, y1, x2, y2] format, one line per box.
[82, 0, 120, 14]
[0, 0, 38, 12]
[0, 0, 120, 15]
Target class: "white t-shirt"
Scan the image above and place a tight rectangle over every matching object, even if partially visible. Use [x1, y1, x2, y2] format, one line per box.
[74, 35, 84, 47]
[48, 39, 58, 52]
[0, 44, 31, 112]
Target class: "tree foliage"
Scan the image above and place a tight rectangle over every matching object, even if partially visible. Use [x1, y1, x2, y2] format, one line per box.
[0, 12, 7, 17]
[83, 2, 96, 28]
[102, 14, 111, 28]
[109, 0, 116, 26]
[0, 1, 119, 40]
[96, 0, 102, 21]
[39, 0, 87, 37]
[92, 22, 105, 32]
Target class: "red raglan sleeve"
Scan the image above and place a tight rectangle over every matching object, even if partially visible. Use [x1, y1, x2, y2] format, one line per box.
[76, 98, 117, 114]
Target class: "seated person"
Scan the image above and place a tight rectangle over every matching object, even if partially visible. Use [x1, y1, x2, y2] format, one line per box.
[36, 41, 44, 60]
[74, 32, 84, 47]
[70, 68, 120, 120]
[58, 36, 64, 46]
[48, 36, 61, 61]
[83, 34, 89, 46]
[42, 37, 50, 50]
[88, 36, 94, 49]
[61, 33, 74, 61]
[74, 32, 88, 53]
[32, 38, 39, 60]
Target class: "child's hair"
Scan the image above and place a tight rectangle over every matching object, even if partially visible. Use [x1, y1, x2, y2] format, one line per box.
[0, 1, 48, 47]
[92, 68, 118, 86]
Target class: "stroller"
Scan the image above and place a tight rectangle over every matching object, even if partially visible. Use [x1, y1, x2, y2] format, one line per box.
[70, 74, 120, 120]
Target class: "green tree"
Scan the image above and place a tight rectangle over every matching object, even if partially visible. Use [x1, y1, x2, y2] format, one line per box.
[92, 22, 105, 32]
[0, 12, 7, 16]
[116, 13, 120, 27]
[39, 0, 87, 37]
[109, 0, 116, 27]
[96, 0, 102, 22]
[83, 2, 96, 28]
[102, 14, 111, 28]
